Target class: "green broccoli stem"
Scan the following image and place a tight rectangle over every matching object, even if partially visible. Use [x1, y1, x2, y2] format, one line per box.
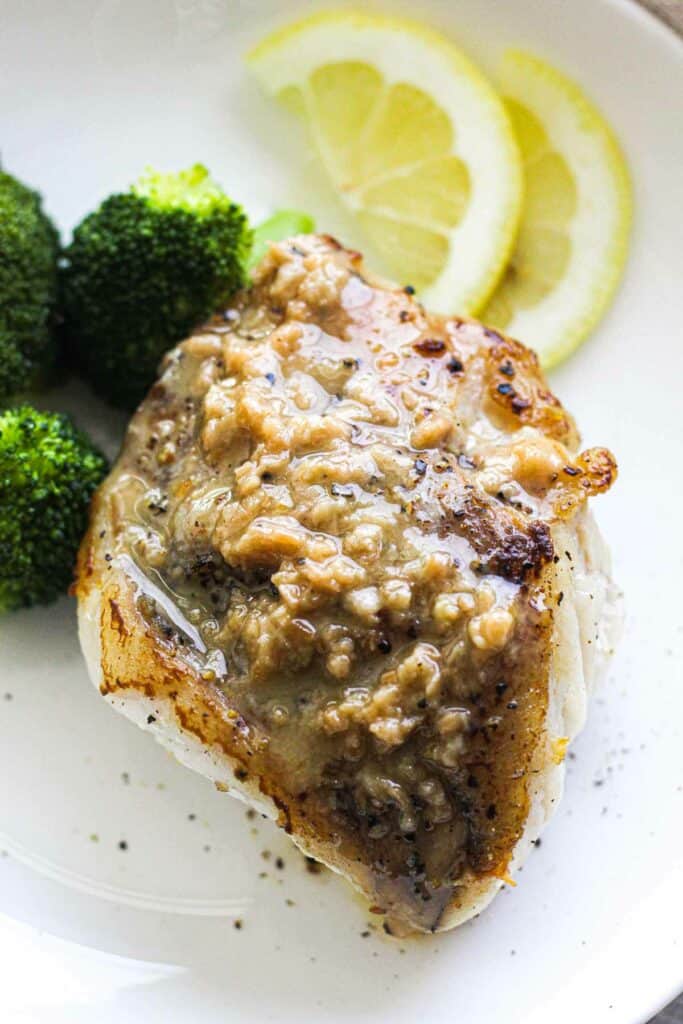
[247, 210, 316, 272]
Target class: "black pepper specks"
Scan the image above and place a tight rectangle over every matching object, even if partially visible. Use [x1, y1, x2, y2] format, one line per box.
[414, 458, 427, 476]
[446, 356, 464, 374]
[413, 337, 446, 356]
[331, 483, 354, 498]
[497, 382, 514, 396]
[483, 328, 505, 343]
[511, 395, 531, 414]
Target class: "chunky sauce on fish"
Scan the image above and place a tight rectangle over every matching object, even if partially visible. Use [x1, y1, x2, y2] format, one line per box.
[92, 236, 615, 930]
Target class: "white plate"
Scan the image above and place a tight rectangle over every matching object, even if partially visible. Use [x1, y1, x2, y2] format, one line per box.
[1, 1, 682, 1021]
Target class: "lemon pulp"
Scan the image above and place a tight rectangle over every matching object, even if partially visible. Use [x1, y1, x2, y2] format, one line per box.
[249, 12, 523, 313]
[482, 50, 632, 367]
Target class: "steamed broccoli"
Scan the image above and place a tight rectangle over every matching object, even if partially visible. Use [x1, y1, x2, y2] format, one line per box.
[61, 164, 252, 409]
[0, 168, 60, 401]
[0, 405, 108, 612]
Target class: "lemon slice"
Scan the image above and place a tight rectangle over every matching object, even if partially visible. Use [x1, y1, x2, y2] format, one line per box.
[248, 11, 523, 314]
[481, 50, 632, 368]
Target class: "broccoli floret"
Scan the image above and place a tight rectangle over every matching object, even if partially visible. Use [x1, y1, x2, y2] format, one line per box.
[61, 164, 252, 409]
[0, 169, 60, 401]
[0, 405, 108, 612]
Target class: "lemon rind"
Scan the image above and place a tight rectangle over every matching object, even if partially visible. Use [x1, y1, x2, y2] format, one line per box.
[492, 50, 632, 368]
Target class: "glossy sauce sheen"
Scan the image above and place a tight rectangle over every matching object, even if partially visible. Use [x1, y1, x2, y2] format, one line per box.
[92, 236, 616, 931]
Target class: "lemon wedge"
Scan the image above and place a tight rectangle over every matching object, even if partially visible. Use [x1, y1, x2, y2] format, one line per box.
[481, 50, 632, 368]
[248, 11, 523, 314]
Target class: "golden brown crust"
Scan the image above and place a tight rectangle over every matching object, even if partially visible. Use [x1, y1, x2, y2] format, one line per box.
[77, 234, 616, 934]
[78, 547, 553, 931]
[478, 327, 580, 447]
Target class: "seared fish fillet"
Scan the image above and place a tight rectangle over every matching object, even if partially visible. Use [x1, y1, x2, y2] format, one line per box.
[77, 235, 620, 934]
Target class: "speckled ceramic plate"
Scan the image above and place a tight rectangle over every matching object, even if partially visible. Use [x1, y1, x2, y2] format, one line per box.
[1, 1, 682, 1022]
